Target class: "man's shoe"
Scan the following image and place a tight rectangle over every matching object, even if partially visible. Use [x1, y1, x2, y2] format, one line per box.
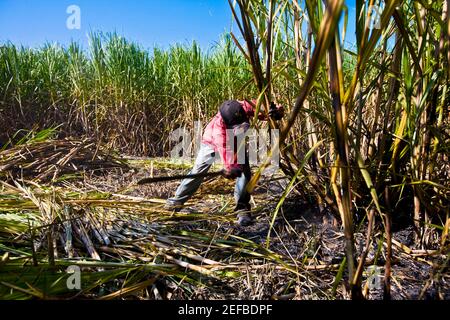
[236, 211, 253, 227]
[164, 199, 184, 212]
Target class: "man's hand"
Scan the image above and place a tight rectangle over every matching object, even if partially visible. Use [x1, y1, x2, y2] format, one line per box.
[223, 167, 243, 179]
[269, 102, 284, 120]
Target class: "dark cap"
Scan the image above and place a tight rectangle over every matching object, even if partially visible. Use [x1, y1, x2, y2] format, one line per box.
[219, 100, 248, 128]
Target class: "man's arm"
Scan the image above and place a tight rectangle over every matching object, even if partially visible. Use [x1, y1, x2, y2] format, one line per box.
[241, 100, 284, 121]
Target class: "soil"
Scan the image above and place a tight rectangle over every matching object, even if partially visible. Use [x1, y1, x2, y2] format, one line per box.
[77, 158, 449, 300]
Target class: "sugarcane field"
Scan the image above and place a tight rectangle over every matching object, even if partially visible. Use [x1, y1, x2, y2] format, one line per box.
[0, 0, 449, 304]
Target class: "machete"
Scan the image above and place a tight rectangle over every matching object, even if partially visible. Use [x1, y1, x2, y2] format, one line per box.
[137, 170, 225, 185]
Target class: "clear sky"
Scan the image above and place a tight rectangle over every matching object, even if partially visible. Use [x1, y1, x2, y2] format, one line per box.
[0, 0, 357, 50]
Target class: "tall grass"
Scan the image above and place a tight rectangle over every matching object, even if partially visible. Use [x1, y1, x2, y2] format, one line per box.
[231, 0, 449, 299]
[0, 32, 255, 155]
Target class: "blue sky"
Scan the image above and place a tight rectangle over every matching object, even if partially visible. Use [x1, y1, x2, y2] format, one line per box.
[0, 0, 357, 50]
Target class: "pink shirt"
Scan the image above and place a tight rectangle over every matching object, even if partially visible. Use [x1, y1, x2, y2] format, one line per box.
[202, 100, 256, 171]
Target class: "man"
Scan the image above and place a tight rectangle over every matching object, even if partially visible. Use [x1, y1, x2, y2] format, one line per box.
[165, 99, 283, 226]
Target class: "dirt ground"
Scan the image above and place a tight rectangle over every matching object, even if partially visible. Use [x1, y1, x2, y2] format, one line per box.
[77, 158, 449, 300]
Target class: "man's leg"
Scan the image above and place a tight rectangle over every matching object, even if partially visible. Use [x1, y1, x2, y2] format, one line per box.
[233, 161, 253, 226]
[234, 161, 252, 211]
[167, 143, 215, 206]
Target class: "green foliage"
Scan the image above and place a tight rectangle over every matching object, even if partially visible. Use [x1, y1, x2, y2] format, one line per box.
[0, 33, 255, 155]
[231, 0, 449, 299]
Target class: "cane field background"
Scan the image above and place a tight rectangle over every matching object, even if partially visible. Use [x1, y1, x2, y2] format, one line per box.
[0, 0, 449, 300]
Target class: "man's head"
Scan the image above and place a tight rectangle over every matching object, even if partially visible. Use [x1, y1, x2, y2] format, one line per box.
[219, 100, 248, 128]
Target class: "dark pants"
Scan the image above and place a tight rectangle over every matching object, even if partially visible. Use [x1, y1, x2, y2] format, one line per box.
[168, 143, 251, 210]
